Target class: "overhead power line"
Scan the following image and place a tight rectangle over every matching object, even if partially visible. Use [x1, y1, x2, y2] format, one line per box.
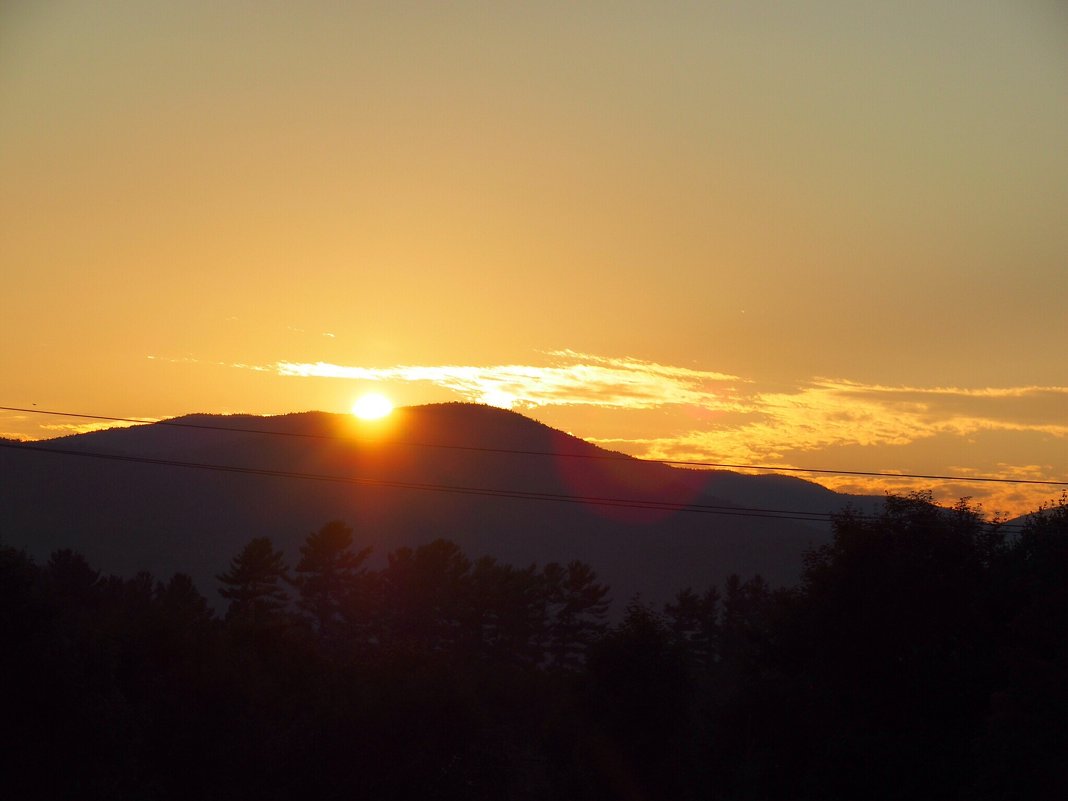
[0, 439, 1028, 531]
[0, 439, 838, 524]
[2, 404, 1065, 488]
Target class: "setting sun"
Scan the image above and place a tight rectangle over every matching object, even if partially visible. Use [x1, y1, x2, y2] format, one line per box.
[352, 392, 394, 420]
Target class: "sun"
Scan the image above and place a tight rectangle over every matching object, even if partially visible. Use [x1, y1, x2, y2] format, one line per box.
[351, 392, 393, 420]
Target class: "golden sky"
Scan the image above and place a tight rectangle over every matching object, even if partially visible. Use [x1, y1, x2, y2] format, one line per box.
[2, 1, 1066, 516]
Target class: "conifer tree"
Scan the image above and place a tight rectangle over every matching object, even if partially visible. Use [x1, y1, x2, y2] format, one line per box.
[217, 537, 290, 627]
[544, 560, 609, 669]
[293, 520, 370, 637]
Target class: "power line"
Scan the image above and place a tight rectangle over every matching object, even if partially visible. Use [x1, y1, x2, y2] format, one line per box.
[2, 404, 1065, 488]
[0, 439, 1029, 532]
[0, 439, 836, 524]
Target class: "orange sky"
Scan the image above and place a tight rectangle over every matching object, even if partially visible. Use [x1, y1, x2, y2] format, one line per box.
[2, 2, 1066, 517]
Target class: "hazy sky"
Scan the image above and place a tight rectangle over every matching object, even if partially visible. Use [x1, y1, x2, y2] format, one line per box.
[3, 1, 1066, 515]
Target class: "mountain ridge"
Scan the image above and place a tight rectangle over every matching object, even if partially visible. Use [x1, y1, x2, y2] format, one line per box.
[1, 403, 882, 611]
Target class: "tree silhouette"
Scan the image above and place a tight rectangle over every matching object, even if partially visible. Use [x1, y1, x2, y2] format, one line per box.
[665, 585, 721, 672]
[585, 600, 695, 799]
[293, 520, 370, 638]
[468, 557, 546, 667]
[0, 543, 42, 642]
[380, 538, 471, 651]
[795, 492, 1007, 799]
[974, 493, 1068, 800]
[45, 548, 101, 609]
[217, 537, 290, 627]
[544, 560, 609, 669]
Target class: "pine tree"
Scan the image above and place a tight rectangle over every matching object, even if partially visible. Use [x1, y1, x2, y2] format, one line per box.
[544, 560, 609, 669]
[217, 537, 290, 627]
[293, 520, 370, 637]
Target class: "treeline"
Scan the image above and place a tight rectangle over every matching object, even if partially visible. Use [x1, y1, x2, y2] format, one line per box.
[1, 492, 1066, 800]
[216, 523, 610, 671]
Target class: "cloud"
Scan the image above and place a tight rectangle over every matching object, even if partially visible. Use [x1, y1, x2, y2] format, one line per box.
[37, 419, 157, 436]
[818, 380, 1068, 427]
[592, 380, 1068, 464]
[258, 355, 1066, 454]
[232, 352, 1066, 515]
[272, 352, 743, 410]
[787, 472, 1063, 521]
[583, 379, 1067, 516]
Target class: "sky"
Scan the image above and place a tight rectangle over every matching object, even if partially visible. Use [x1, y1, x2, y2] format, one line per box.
[2, 1, 1066, 516]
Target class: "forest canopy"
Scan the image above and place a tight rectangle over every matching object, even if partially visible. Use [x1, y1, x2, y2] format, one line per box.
[1, 493, 1065, 800]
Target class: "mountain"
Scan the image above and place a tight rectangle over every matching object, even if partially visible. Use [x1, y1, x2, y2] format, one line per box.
[0, 403, 882, 611]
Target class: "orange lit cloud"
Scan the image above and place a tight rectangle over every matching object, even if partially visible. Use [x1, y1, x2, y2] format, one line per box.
[232, 354, 1067, 515]
[584, 378, 1067, 516]
[0, 413, 159, 441]
[272, 351, 744, 410]
[599, 380, 1068, 464]
[36, 419, 158, 436]
[259, 357, 1066, 457]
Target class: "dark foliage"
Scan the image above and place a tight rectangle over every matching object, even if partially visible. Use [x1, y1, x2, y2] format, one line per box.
[216, 536, 290, 628]
[2, 492, 1066, 799]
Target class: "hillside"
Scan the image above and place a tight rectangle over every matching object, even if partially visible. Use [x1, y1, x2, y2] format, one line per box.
[0, 403, 880, 609]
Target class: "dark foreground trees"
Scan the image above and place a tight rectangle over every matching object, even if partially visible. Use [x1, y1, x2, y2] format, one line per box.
[217, 536, 290, 627]
[700, 492, 1068, 801]
[1, 492, 1066, 800]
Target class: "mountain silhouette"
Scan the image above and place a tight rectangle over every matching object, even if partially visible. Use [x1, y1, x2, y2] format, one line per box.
[0, 403, 882, 610]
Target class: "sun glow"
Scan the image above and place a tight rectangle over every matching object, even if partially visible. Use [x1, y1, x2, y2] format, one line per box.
[352, 392, 393, 420]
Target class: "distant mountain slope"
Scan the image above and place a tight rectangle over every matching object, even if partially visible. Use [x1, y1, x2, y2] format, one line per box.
[0, 403, 882, 610]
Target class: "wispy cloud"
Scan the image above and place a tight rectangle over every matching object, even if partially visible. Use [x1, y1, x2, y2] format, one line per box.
[788, 473, 1062, 520]
[826, 382, 1068, 399]
[254, 354, 1067, 453]
[228, 351, 1066, 515]
[38, 419, 157, 436]
[592, 380, 1068, 464]
[272, 350, 744, 410]
[583, 378, 1067, 515]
